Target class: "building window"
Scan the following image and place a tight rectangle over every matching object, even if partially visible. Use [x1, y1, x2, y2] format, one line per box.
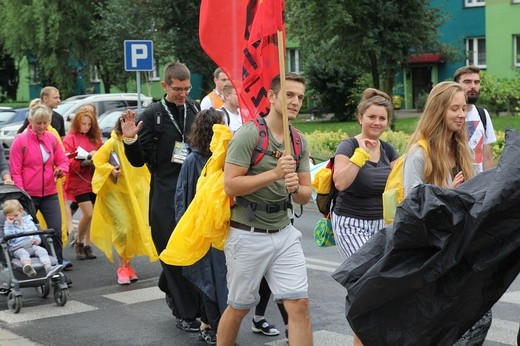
[464, 0, 485, 7]
[29, 64, 40, 84]
[287, 48, 300, 73]
[147, 59, 160, 81]
[466, 37, 486, 68]
[90, 65, 101, 83]
[515, 35, 520, 67]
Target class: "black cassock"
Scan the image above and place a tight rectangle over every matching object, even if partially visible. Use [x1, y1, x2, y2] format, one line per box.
[333, 129, 520, 345]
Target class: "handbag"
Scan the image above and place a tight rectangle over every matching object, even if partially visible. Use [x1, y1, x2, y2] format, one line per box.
[313, 217, 335, 247]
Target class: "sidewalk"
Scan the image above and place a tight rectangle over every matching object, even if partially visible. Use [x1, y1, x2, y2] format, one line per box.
[0, 328, 41, 346]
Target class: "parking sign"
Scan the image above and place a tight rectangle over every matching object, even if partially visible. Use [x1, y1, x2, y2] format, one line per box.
[124, 40, 154, 71]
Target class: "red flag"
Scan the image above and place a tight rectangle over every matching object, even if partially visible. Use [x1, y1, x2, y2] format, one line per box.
[199, 0, 285, 122]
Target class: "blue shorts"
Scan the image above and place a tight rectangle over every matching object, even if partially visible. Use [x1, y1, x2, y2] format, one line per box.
[224, 223, 308, 309]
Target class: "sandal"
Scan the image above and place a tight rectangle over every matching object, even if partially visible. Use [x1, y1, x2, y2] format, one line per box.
[252, 318, 280, 336]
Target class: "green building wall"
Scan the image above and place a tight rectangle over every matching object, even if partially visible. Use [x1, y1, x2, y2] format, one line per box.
[485, 0, 520, 78]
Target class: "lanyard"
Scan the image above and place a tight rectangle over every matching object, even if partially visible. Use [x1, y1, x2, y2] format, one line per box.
[161, 99, 187, 142]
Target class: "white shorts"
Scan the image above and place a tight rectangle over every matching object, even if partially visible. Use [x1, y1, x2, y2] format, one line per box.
[224, 223, 308, 309]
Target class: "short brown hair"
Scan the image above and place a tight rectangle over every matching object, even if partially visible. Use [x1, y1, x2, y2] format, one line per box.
[163, 62, 191, 84]
[270, 73, 306, 94]
[40, 86, 58, 99]
[222, 83, 235, 95]
[453, 65, 480, 82]
[214, 67, 223, 79]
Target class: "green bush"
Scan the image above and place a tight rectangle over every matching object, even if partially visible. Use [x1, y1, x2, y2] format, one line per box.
[305, 129, 505, 162]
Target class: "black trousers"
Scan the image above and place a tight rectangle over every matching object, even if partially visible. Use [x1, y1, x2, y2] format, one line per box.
[159, 261, 202, 321]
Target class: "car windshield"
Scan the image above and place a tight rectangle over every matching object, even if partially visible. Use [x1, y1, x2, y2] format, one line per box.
[98, 110, 123, 129]
[0, 110, 16, 124]
[55, 101, 80, 116]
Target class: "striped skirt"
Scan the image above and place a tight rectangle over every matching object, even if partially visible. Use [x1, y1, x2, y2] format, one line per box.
[331, 212, 385, 259]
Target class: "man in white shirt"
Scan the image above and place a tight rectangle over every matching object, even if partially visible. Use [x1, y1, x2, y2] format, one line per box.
[200, 67, 229, 110]
[454, 65, 496, 173]
[219, 83, 242, 133]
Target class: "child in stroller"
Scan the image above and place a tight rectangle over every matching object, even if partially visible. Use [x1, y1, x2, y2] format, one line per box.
[3, 199, 62, 278]
[0, 184, 69, 313]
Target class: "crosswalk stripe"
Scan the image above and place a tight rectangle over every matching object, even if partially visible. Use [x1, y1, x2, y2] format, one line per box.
[306, 257, 342, 267]
[0, 301, 97, 324]
[499, 290, 520, 305]
[102, 286, 163, 304]
[266, 330, 353, 345]
[486, 318, 519, 345]
[306, 263, 335, 273]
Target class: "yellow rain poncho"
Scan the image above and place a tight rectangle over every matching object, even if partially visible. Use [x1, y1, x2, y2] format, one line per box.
[90, 130, 158, 262]
[160, 124, 233, 266]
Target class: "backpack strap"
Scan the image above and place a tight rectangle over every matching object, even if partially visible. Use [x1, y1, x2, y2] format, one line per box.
[147, 101, 163, 172]
[475, 106, 488, 136]
[250, 117, 303, 169]
[234, 196, 293, 222]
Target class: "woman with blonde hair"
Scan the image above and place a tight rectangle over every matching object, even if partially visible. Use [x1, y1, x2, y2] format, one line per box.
[63, 107, 102, 260]
[403, 81, 474, 195]
[9, 102, 69, 266]
[402, 81, 492, 345]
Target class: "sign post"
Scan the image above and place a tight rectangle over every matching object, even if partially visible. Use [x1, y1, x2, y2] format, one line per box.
[124, 40, 154, 112]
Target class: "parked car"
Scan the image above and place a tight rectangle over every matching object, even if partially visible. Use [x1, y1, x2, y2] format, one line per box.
[57, 93, 152, 131]
[0, 108, 30, 159]
[0, 107, 29, 127]
[0, 93, 152, 160]
[97, 107, 142, 142]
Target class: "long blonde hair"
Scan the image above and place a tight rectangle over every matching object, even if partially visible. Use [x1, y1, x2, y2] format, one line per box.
[408, 81, 474, 187]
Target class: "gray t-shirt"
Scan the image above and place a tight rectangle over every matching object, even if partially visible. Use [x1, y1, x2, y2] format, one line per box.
[402, 146, 453, 196]
[334, 138, 399, 220]
[226, 121, 310, 229]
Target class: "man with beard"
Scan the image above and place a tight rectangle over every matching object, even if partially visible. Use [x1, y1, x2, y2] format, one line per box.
[452, 65, 497, 346]
[454, 65, 496, 173]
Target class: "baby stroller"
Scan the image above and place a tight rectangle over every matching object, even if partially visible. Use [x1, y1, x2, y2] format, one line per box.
[0, 184, 68, 313]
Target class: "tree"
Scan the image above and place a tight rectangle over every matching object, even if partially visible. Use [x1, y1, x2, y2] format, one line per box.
[0, 0, 98, 97]
[0, 42, 18, 101]
[287, 0, 446, 115]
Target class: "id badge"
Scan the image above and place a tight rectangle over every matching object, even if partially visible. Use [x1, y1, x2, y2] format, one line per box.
[172, 141, 189, 164]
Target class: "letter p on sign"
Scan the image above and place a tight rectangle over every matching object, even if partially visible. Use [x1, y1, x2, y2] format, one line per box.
[124, 40, 154, 71]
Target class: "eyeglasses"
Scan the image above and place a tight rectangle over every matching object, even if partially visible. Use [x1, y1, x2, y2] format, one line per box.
[169, 85, 192, 93]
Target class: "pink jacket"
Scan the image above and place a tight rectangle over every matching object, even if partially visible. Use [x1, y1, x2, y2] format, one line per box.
[63, 131, 102, 197]
[9, 126, 69, 197]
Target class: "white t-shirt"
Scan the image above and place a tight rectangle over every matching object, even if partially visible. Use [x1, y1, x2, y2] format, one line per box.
[220, 107, 242, 133]
[200, 90, 224, 110]
[466, 106, 496, 173]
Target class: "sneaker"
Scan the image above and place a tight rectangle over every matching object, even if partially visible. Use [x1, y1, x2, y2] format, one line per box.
[46, 264, 63, 278]
[199, 327, 217, 345]
[117, 266, 130, 285]
[176, 318, 201, 332]
[61, 260, 73, 271]
[252, 318, 280, 336]
[22, 264, 37, 277]
[125, 265, 138, 282]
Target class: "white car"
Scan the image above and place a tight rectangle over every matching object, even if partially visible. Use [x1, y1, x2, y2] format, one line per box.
[58, 93, 152, 131]
[0, 93, 152, 159]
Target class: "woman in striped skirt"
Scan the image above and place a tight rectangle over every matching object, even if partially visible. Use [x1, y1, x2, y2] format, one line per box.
[331, 88, 398, 259]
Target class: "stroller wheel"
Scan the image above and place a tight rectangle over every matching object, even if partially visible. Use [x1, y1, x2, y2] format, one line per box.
[7, 291, 22, 313]
[36, 280, 51, 298]
[54, 287, 68, 306]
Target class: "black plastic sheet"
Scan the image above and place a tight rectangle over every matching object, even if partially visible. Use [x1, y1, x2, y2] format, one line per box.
[332, 129, 520, 345]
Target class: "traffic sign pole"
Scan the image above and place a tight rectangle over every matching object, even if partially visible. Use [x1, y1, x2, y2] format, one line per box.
[124, 40, 154, 113]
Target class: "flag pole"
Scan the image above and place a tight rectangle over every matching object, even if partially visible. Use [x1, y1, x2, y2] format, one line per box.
[277, 30, 290, 154]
